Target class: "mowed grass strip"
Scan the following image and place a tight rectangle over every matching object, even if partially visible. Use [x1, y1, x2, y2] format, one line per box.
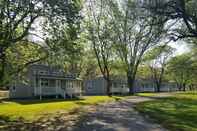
[136, 92, 197, 131]
[136, 92, 159, 97]
[0, 96, 123, 122]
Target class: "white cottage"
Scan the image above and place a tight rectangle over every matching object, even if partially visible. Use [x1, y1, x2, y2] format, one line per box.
[9, 65, 82, 99]
[84, 76, 179, 95]
[84, 76, 129, 95]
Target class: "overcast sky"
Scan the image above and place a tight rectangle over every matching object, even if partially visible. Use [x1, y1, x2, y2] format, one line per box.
[170, 40, 190, 55]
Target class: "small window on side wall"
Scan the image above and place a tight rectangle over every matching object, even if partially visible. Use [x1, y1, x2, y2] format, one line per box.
[39, 70, 48, 75]
[41, 79, 49, 87]
[12, 86, 16, 92]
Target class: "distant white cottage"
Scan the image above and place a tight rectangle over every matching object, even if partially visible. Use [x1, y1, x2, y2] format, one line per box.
[134, 79, 179, 92]
[9, 65, 82, 99]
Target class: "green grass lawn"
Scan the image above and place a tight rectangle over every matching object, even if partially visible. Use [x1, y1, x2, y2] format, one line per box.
[136, 92, 159, 97]
[0, 96, 123, 122]
[136, 92, 197, 131]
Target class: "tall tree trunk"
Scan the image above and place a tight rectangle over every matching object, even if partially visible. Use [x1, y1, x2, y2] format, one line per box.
[155, 78, 162, 92]
[157, 83, 161, 92]
[0, 66, 5, 87]
[127, 74, 135, 94]
[0, 53, 6, 87]
[157, 67, 164, 92]
[183, 83, 186, 91]
[106, 78, 112, 96]
[175, 81, 182, 91]
[153, 67, 164, 93]
[179, 86, 182, 91]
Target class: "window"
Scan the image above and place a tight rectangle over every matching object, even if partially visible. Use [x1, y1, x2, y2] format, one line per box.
[12, 86, 16, 92]
[78, 81, 81, 88]
[67, 81, 73, 88]
[74, 81, 80, 88]
[33, 70, 37, 75]
[87, 82, 92, 89]
[57, 80, 61, 87]
[122, 84, 127, 88]
[92, 82, 96, 89]
[41, 79, 49, 87]
[52, 71, 60, 76]
[39, 70, 48, 75]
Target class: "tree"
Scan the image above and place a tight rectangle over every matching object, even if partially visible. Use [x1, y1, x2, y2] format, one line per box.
[0, 0, 82, 86]
[4, 41, 47, 84]
[44, 24, 84, 76]
[136, 65, 151, 80]
[41, 0, 83, 76]
[81, 49, 100, 80]
[143, 45, 174, 92]
[167, 53, 197, 91]
[143, 0, 197, 40]
[183, 40, 197, 90]
[0, 0, 41, 86]
[85, 0, 115, 95]
[107, 0, 165, 94]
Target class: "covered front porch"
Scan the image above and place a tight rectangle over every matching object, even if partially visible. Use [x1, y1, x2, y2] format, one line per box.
[34, 76, 82, 99]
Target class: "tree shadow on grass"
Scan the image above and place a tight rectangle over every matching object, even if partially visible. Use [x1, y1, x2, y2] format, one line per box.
[136, 96, 197, 131]
[0, 97, 85, 105]
[0, 116, 14, 123]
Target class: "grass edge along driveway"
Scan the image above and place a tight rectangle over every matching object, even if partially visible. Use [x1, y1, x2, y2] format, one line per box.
[0, 96, 123, 122]
[136, 92, 197, 131]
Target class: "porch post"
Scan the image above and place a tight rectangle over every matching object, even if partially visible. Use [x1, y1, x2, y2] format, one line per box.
[71, 81, 73, 99]
[55, 80, 58, 99]
[39, 78, 42, 100]
[64, 80, 67, 99]
[64, 89, 66, 99]
[34, 78, 36, 97]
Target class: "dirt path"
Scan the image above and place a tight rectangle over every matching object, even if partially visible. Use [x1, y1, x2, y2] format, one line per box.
[2, 93, 172, 131]
[71, 96, 167, 131]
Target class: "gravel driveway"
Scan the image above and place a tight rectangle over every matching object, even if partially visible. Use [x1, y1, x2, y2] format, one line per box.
[72, 96, 168, 131]
[2, 94, 171, 131]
